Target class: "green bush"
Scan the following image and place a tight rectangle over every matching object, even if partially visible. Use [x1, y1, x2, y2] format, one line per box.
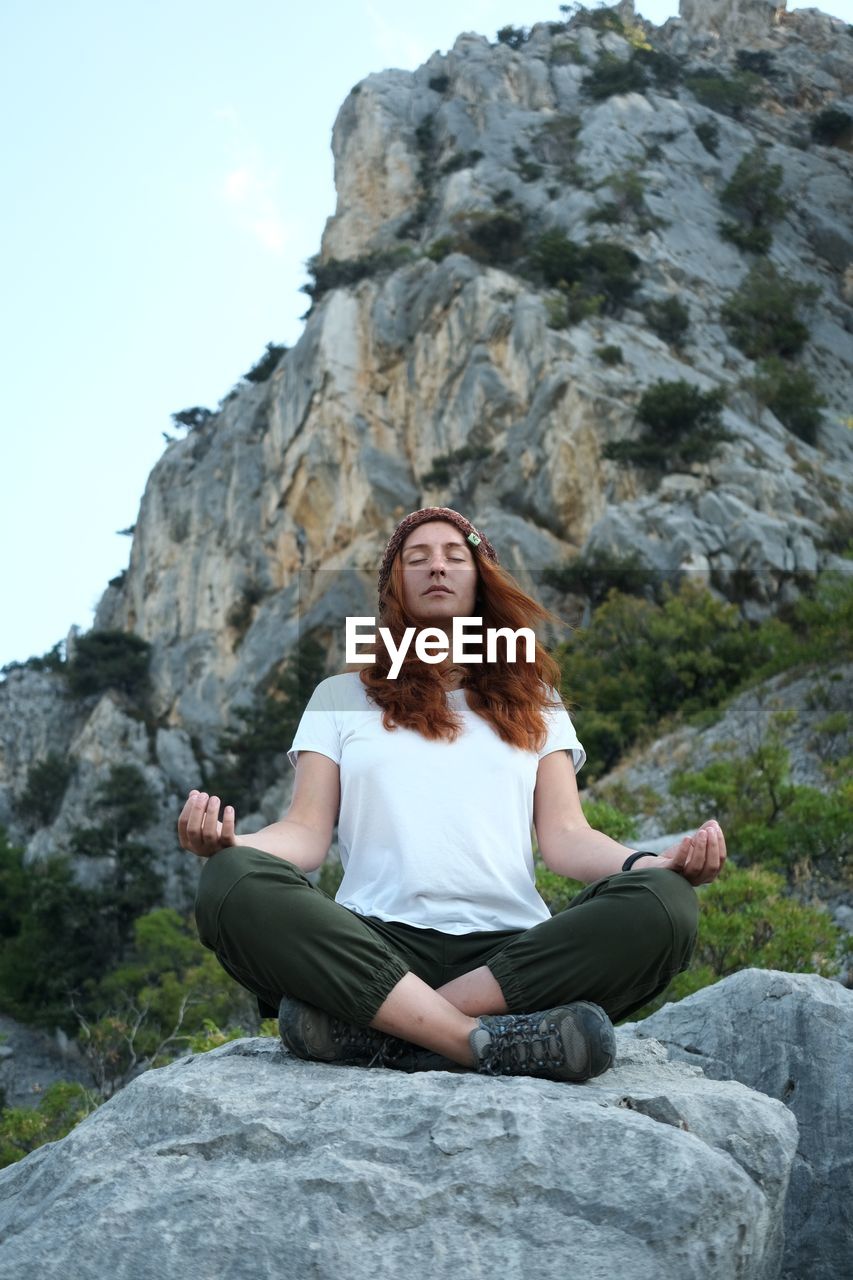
[735, 50, 776, 77]
[632, 47, 682, 90]
[530, 231, 640, 319]
[816, 511, 853, 555]
[301, 249, 414, 302]
[643, 296, 690, 348]
[748, 356, 827, 444]
[18, 752, 74, 829]
[512, 144, 543, 183]
[543, 547, 652, 606]
[497, 25, 529, 49]
[554, 581, 773, 779]
[455, 211, 525, 266]
[602, 377, 731, 471]
[695, 119, 720, 156]
[545, 286, 604, 328]
[67, 764, 167, 979]
[75, 906, 259, 1097]
[683, 69, 762, 119]
[718, 147, 788, 254]
[810, 107, 853, 146]
[582, 51, 648, 101]
[0, 1081, 99, 1170]
[595, 344, 623, 365]
[170, 407, 214, 432]
[631, 864, 846, 1019]
[243, 342, 287, 383]
[720, 261, 819, 360]
[66, 631, 152, 701]
[668, 727, 852, 883]
[0, 835, 114, 1030]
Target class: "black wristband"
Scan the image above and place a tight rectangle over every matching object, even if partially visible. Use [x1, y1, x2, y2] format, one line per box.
[622, 850, 658, 872]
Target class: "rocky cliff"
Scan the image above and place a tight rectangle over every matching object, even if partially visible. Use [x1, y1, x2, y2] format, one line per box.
[0, 0, 851, 896]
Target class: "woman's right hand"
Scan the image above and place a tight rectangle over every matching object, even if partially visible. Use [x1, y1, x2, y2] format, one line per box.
[177, 790, 238, 858]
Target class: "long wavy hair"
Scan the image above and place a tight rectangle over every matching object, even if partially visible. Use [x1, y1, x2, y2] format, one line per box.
[356, 541, 571, 752]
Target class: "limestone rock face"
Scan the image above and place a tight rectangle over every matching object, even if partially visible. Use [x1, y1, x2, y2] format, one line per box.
[0, 1024, 797, 1280]
[0, 4, 851, 904]
[625, 968, 853, 1280]
[678, 0, 787, 44]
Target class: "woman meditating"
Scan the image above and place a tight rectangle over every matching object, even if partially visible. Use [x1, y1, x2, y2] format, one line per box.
[183, 507, 724, 1082]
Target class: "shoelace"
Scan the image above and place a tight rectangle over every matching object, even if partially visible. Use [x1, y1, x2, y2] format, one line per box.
[478, 1013, 567, 1076]
[329, 1017, 410, 1068]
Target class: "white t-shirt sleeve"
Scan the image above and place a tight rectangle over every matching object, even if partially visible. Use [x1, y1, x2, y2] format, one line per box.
[287, 678, 342, 768]
[539, 690, 586, 775]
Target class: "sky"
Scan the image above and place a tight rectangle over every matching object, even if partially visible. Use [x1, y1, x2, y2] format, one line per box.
[2, 0, 850, 671]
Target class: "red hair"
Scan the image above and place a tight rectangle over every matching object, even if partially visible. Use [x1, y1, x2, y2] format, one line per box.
[356, 544, 571, 752]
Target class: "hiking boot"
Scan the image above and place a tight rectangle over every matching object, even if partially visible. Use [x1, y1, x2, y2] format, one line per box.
[278, 995, 464, 1073]
[469, 1001, 616, 1083]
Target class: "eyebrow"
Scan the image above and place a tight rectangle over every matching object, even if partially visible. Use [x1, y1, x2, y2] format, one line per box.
[402, 541, 468, 553]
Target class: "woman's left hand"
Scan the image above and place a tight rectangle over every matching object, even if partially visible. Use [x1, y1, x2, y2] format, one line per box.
[654, 820, 727, 886]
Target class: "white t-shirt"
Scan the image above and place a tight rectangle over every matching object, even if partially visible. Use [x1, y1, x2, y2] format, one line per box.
[287, 672, 586, 934]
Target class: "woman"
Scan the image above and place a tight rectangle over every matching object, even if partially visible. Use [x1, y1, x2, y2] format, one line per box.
[183, 507, 725, 1083]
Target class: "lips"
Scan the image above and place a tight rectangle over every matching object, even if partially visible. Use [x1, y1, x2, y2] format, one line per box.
[424, 587, 452, 595]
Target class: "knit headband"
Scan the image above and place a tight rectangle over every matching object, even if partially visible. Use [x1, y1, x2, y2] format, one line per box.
[377, 507, 499, 610]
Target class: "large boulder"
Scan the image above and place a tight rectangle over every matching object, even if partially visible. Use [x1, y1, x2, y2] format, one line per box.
[625, 968, 853, 1280]
[0, 1026, 796, 1279]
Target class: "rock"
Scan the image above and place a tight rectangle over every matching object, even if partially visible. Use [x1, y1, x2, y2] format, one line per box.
[0, 1030, 796, 1279]
[624, 968, 853, 1280]
[678, 0, 786, 44]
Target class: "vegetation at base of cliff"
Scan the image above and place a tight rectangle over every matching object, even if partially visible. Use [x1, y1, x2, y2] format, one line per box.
[635, 864, 847, 1021]
[0, 766, 168, 1031]
[601, 378, 733, 472]
[550, 569, 852, 782]
[0, 890, 260, 1165]
[0, 1080, 100, 1170]
[667, 716, 852, 881]
[543, 547, 653, 606]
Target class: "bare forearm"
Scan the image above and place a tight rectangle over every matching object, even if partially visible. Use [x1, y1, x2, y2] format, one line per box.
[234, 817, 329, 870]
[542, 825, 657, 883]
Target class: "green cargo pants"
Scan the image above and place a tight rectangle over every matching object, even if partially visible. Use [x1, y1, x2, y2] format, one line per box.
[194, 846, 699, 1027]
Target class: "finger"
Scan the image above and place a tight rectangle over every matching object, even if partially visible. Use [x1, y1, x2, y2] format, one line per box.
[177, 790, 199, 845]
[186, 791, 209, 847]
[701, 821, 726, 881]
[221, 804, 236, 845]
[686, 828, 708, 876]
[202, 796, 221, 845]
[663, 835, 692, 873]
